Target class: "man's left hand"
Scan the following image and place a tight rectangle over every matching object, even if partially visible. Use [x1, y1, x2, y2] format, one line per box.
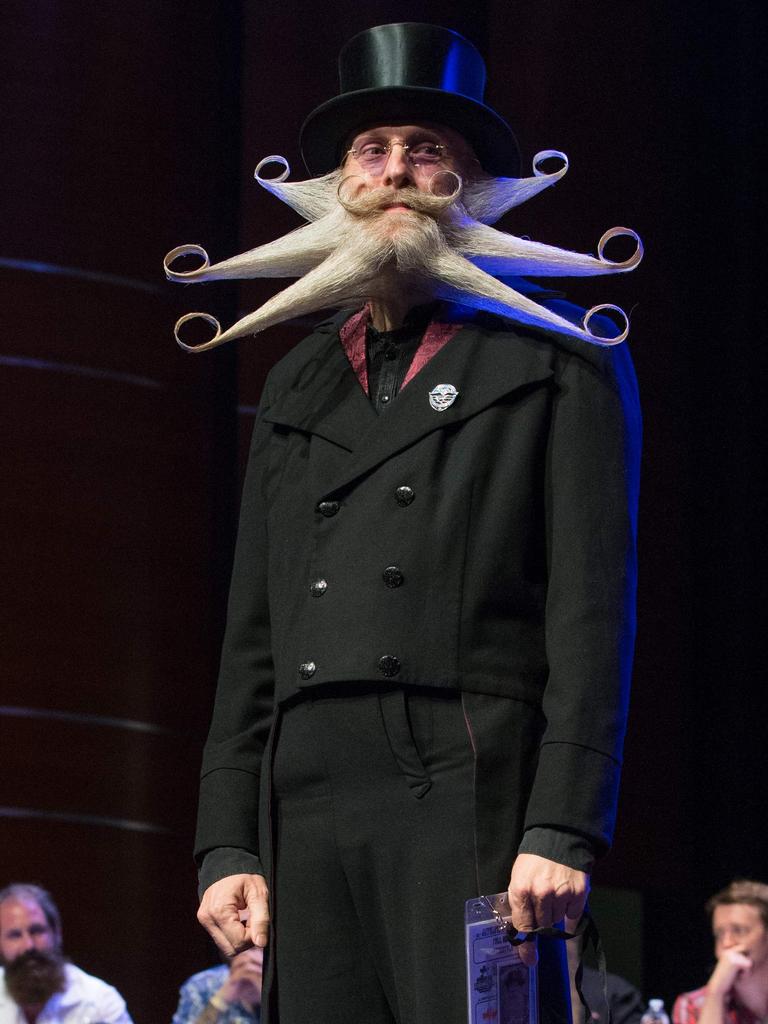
[508, 853, 590, 966]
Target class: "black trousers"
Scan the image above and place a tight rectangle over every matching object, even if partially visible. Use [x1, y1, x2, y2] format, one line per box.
[268, 686, 570, 1024]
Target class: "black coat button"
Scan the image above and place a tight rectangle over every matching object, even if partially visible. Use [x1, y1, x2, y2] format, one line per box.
[395, 486, 415, 506]
[382, 565, 404, 588]
[378, 655, 401, 677]
[317, 500, 340, 518]
[310, 579, 328, 598]
[299, 661, 316, 679]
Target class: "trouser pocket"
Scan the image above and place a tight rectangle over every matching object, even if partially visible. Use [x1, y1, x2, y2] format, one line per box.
[378, 688, 432, 798]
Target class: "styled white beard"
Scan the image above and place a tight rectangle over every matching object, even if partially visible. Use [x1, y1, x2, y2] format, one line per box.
[164, 151, 642, 352]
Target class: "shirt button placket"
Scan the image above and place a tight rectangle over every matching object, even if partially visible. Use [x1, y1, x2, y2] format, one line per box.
[306, 499, 337, 684]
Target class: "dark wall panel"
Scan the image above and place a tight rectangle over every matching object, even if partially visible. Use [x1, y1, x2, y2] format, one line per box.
[2, 3, 242, 1021]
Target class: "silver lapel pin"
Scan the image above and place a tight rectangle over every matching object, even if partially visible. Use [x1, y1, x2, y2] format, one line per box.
[428, 383, 459, 411]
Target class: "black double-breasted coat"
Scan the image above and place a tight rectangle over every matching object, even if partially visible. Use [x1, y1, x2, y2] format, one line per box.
[195, 307, 641, 893]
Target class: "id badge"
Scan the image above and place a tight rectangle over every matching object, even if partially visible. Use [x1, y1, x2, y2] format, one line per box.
[465, 892, 538, 1024]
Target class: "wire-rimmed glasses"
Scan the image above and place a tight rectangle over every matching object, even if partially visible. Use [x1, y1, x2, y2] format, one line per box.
[344, 138, 449, 174]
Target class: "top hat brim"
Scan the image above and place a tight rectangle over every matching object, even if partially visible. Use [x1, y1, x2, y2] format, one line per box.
[300, 86, 521, 178]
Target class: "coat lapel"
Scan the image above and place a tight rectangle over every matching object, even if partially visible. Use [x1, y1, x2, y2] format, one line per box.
[261, 315, 377, 451]
[261, 312, 555, 498]
[325, 318, 555, 497]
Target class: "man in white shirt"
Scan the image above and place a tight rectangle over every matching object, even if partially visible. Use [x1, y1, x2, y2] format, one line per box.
[0, 884, 132, 1024]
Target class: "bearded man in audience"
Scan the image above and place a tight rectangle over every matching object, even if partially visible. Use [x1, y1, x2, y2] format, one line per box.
[0, 883, 132, 1024]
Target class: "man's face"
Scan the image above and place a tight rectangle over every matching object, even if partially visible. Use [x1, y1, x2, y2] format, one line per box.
[343, 122, 476, 202]
[0, 899, 56, 963]
[713, 904, 768, 968]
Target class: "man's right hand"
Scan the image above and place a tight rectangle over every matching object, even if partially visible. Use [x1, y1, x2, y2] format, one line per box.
[197, 873, 270, 955]
[706, 947, 753, 998]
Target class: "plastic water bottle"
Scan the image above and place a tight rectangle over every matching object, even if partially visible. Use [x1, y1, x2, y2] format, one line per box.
[641, 999, 670, 1024]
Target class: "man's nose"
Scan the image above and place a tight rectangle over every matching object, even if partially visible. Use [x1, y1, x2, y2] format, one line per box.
[381, 143, 413, 188]
[19, 933, 36, 952]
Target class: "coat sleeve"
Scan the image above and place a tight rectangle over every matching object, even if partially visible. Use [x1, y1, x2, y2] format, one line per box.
[194, 379, 277, 877]
[518, 341, 641, 870]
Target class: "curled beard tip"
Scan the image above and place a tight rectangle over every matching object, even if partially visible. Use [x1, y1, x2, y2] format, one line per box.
[164, 244, 211, 281]
[174, 312, 226, 353]
[336, 173, 367, 209]
[597, 227, 644, 269]
[462, 153, 570, 223]
[254, 154, 291, 184]
[427, 168, 463, 201]
[582, 304, 630, 346]
[532, 149, 569, 179]
[254, 160, 340, 221]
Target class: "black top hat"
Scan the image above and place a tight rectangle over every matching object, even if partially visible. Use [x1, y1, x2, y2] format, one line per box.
[300, 23, 521, 177]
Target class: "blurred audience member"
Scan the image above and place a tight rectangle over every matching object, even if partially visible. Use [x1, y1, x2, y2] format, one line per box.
[0, 883, 132, 1024]
[674, 880, 768, 1024]
[172, 948, 262, 1024]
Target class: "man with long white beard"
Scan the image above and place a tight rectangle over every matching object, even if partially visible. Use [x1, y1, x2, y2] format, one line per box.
[171, 23, 642, 1024]
[0, 884, 132, 1024]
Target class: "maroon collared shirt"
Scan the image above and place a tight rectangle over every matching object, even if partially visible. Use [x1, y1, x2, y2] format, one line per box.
[339, 302, 463, 411]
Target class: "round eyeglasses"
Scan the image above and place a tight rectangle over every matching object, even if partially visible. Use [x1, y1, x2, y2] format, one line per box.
[345, 139, 449, 173]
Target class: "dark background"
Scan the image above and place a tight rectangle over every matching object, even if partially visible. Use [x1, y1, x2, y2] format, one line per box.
[1, 2, 766, 1021]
